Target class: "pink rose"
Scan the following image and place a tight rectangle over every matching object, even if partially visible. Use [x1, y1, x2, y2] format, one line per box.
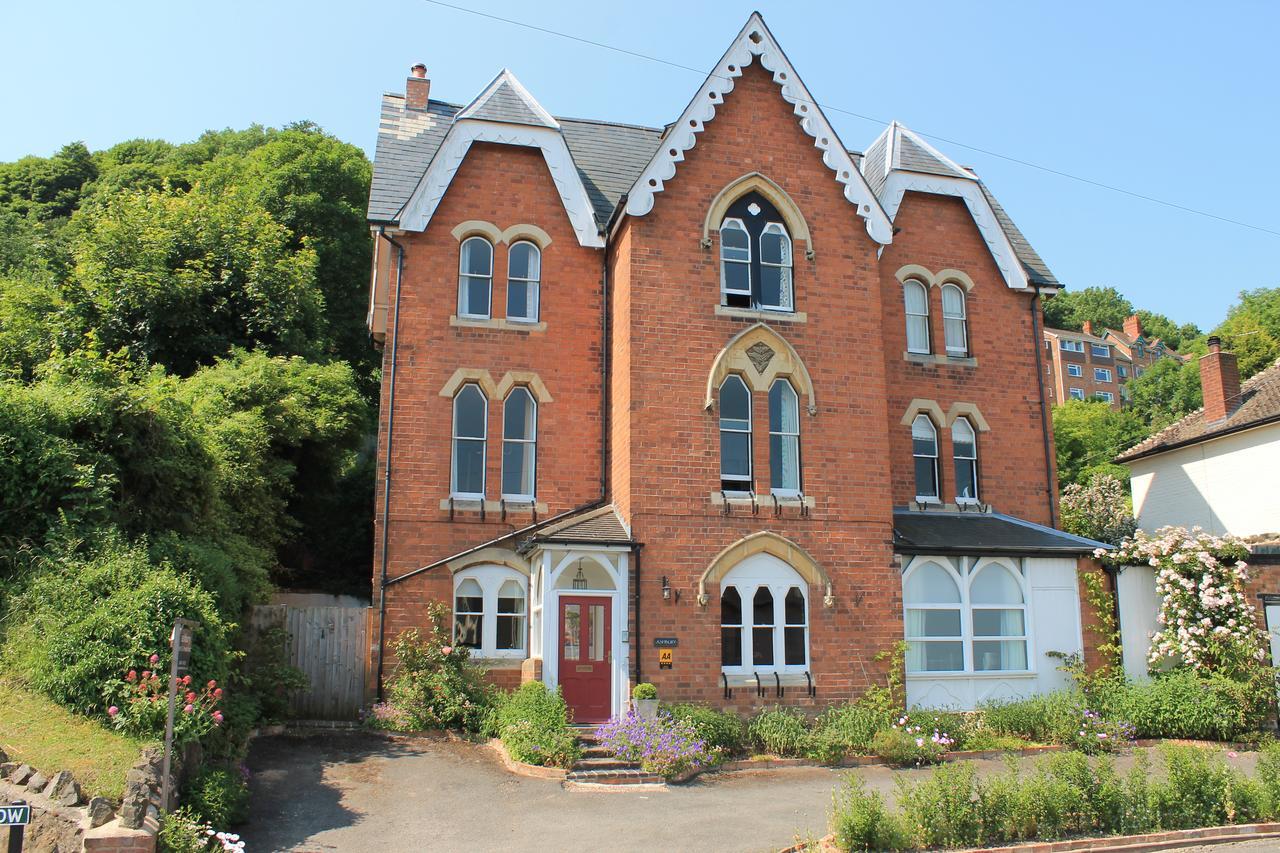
[108, 706, 119, 717]
[441, 647, 453, 655]
[182, 675, 192, 686]
[208, 680, 217, 689]
[185, 691, 197, 704]
[214, 688, 224, 699]
[213, 711, 224, 723]
[149, 654, 160, 664]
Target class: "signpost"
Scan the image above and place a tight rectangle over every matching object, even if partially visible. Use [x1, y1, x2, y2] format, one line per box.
[160, 619, 199, 812]
[3, 800, 29, 853]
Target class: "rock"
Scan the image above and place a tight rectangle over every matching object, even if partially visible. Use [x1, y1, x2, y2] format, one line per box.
[86, 796, 114, 828]
[126, 765, 158, 791]
[26, 771, 47, 791]
[44, 770, 82, 806]
[10, 764, 33, 785]
[0, 762, 16, 779]
[0, 747, 7, 762]
[117, 782, 149, 830]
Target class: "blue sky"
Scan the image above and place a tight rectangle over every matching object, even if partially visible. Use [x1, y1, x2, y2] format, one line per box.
[3, 0, 1277, 328]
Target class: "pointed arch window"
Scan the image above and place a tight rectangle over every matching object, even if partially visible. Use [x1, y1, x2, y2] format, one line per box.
[769, 379, 801, 495]
[452, 383, 487, 499]
[458, 236, 493, 319]
[952, 417, 979, 503]
[507, 241, 540, 322]
[502, 387, 536, 500]
[911, 414, 939, 502]
[719, 191, 793, 311]
[719, 375, 752, 492]
[719, 554, 809, 674]
[904, 280, 930, 354]
[941, 283, 968, 356]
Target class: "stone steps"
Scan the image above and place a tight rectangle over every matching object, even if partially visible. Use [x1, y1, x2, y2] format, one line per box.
[565, 767, 663, 785]
[571, 756, 636, 772]
[567, 724, 662, 784]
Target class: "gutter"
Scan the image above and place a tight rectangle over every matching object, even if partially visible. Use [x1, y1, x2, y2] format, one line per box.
[1030, 291, 1058, 528]
[375, 227, 406, 700]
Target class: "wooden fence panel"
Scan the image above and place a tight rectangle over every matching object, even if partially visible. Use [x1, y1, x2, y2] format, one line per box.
[251, 603, 370, 721]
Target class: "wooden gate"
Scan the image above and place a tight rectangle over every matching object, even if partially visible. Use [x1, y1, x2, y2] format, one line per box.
[251, 602, 372, 721]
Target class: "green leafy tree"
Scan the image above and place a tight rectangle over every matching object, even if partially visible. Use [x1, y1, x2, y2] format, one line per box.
[1134, 309, 1199, 350]
[1059, 473, 1136, 545]
[1052, 400, 1147, 487]
[1214, 308, 1280, 379]
[1042, 286, 1134, 332]
[1124, 357, 1202, 428]
[0, 142, 98, 221]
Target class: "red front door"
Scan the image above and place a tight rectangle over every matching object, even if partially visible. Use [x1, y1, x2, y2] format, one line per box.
[558, 596, 611, 723]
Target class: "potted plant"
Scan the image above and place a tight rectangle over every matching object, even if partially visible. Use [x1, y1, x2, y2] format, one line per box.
[632, 682, 659, 719]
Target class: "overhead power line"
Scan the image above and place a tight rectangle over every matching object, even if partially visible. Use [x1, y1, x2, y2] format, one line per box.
[420, 0, 1280, 240]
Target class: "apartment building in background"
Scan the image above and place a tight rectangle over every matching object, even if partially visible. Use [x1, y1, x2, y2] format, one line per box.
[1043, 314, 1182, 409]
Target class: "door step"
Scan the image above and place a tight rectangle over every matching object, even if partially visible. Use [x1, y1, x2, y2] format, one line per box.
[566, 768, 663, 785]
[571, 756, 636, 771]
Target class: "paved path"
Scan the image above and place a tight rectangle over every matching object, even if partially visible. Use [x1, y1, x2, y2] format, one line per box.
[241, 733, 1260, 853]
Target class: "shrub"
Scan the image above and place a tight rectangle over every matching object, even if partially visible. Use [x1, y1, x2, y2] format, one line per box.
[491, 682, 579, 768]
[806, 704, 888, 763]
[898, 761, 981, 847]
[831, 778, 915, 852]
[1115, 670, 1261, 741]
[871, 715, 955, 767]
[596, 709, 711, 779]
[1067, 709, 1135, 755]
[631, 682, 657, 700]
[663, 703, 746, 759]
[981, 691, 1086, 745]
[107, 660, 225, 743]
[157, 807, 244, 852]
[383, 603, 492, 732]
[748, 707, 811, 757]
[182, 766, 250, 827]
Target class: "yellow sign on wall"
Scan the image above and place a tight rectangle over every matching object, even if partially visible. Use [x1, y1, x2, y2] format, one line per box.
[658, 648, 673, 669]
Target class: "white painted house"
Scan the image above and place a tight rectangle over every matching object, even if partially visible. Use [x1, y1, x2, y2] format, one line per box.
[1115, 339, 1280, 678]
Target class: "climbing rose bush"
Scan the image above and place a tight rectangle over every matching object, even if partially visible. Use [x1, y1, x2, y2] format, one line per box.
[1099, 527, 1267, 676]
[596, 709, 711, 779]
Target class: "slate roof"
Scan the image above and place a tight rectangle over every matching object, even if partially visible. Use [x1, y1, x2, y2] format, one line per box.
[1116, 358, 1280, 463]
[367, 86, 1061, 290]
[1044, 326, 1115, 347]
[893, 509, 1108, 556]
[532, 506, 633, 545]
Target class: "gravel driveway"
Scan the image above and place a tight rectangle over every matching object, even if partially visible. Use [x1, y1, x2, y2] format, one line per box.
[241, 733, 1261, 853]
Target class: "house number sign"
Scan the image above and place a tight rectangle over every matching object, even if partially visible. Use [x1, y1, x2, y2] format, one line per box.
[653, 637, 679, 647]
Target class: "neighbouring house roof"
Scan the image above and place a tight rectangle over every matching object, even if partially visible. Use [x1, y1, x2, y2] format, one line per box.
[1116, 358, 1280, 463]
[529, 505, 634, 546]
[893, 509, 1108, 556]
[367, 53, 1060, 289]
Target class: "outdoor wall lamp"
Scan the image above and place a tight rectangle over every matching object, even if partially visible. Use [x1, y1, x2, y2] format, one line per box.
[661, 575, 680, 603]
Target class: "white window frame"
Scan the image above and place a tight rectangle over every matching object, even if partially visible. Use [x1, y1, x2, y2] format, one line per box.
[768, 379, 801, 496]
[1060, 339, 1084, 353]
[904, 280, 931, 354]
[719, 374, 753, 493]
[453, 565, 528, 659]
[501, 387, 537, 501]
[1066, 363, 1083, 378]
[941, 283, 968, 357]
[1118, 364, 1129, 379]
[457, 236, 493, 320]
[451, 383, 487, 500]
[1068, 387, 1085, 400]
[911, 414, 940, 503]
[902, 557, 1031, 675]
[1094, 367, 1112, 382]
[951, 417, 979, 504]
[1090, 343, 1110, 358]
[506, 241, 541, 323]
[720, 555, 809, 676]
[757, 221, 793, 312]
[719, 217, 752, 303]
[1095, 391, 1114, 403]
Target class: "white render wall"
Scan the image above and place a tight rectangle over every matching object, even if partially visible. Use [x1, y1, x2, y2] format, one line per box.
[1129, 424, 1280, 537]
[905, 556, 1083, 710]
[1116, 565, 1160, 681]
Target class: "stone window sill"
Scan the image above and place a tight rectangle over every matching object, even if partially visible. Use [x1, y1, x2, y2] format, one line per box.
[470, 657, 527, 670]
[715, 305, 807, 323]
[903, 352, 978, 367]
[722, 672, 813, 688]
[450, 315, 547, 333]
[709, 492, 815, 510]
[905, 670, 1036, 681]
[441, 498, 549, 514]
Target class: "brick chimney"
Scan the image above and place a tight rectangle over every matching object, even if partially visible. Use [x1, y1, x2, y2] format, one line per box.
[1124, 314, 1143, 340]
[406, 63, 430, 111]
[1082, 320, 1094, 336]
[1200, 336, 1241, 422]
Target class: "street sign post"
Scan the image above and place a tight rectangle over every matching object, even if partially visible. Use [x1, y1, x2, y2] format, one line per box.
[3, 800, 29, 853]
[160, 618, 199, 812]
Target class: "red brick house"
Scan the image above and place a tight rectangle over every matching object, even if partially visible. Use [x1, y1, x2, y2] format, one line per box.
[365, 14, 1104, 721]
[1043, 315, 1184, 409]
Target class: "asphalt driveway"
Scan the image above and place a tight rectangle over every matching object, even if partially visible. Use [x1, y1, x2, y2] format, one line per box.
[241, 733, 1262, 853]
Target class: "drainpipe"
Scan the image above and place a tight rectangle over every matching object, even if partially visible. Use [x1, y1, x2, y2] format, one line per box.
[375, 227, 406, 700]
[633, 543, 643, 686]
[1030, 291, 1058, 528]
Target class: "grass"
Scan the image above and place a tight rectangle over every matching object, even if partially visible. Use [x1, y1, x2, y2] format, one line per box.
[0, 679, 153, 801]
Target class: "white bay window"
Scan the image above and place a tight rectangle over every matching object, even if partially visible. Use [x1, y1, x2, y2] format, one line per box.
[903, 557, 1029, 674]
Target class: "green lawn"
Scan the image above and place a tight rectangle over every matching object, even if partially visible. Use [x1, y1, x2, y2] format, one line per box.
[0, 680, 153, 801]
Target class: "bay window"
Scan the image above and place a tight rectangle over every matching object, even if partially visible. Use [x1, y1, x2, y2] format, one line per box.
[453, 566, 528, 658]
[903, 557, 1029, 674]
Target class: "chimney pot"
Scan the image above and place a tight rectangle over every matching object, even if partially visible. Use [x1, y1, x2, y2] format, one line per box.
[1199, 338, 1240, 421]
[406, 64, 431, 110]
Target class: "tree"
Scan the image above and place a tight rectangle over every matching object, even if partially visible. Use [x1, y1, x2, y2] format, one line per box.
[1134, 309, 1199, 350]
[1214, 297, 1280, 379]
[1124, 357, 1202, 429]
[1052, 400, 1147, 487]
[1059, 473, 1136, 545]
[0, 142, 98, 222]
[1042, 286, 1133, 332]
